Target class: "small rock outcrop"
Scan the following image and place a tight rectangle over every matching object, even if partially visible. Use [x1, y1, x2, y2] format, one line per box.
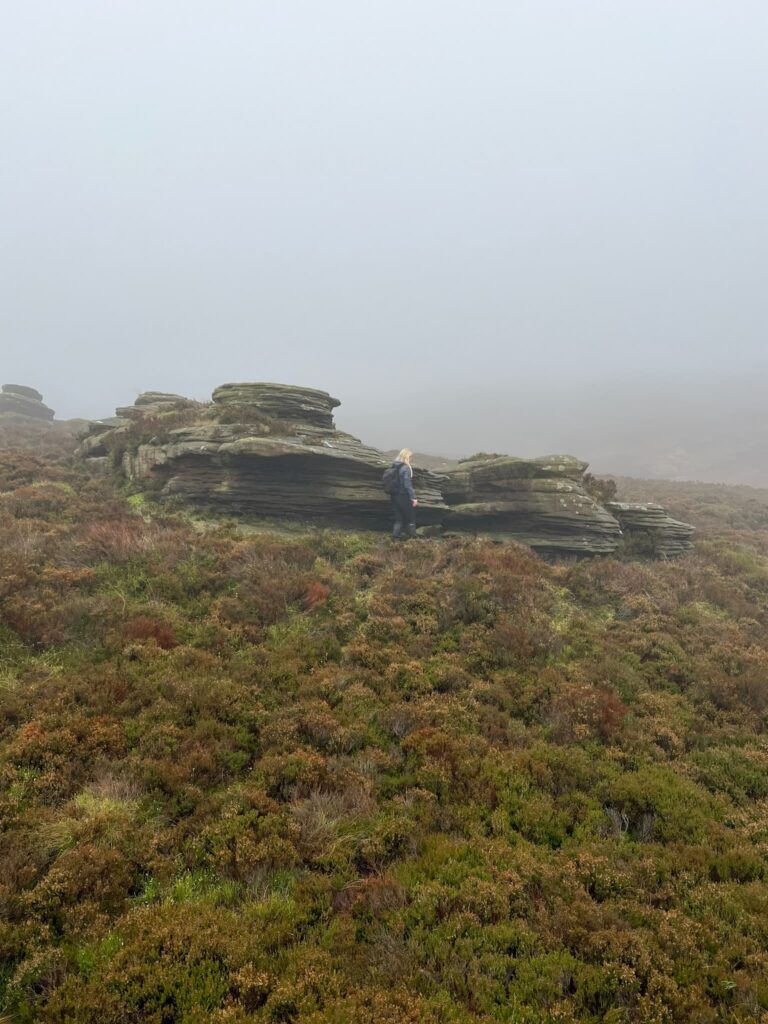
[0, 384, 55, 424]
[79, 392, 201, 460]
[442, 454, 623, 556]
[211, 383, 340, 430]
[116, 392, 195, 419]
[607, 502, 695, 559]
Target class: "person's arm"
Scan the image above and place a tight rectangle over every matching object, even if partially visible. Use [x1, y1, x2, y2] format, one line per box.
[401, 464, 416, 501]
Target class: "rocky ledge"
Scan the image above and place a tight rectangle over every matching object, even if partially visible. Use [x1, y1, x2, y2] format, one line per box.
[443, 454, 623, 556]
[607, 502, 695, 559]
[0, 384, 55, 424]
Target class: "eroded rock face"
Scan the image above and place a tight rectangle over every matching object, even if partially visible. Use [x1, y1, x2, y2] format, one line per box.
[443, 455, 624, 556]
[0, 384, 55, 423]
[86, 383, 446, 528]
[212, 383, 340, 430]
[607, 502, 695, 559]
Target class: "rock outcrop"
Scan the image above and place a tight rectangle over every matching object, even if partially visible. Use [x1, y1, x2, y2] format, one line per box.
[82, 383, 446, 528]
[442, 454, 623, 556]
[77, 381, 694, 558]
[0, 384, 55, 424]
[212, 383, 340, 430]
[607, 502, 695, 559]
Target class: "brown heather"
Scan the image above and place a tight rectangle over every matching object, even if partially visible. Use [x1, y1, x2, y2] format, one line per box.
[0, 426, 767, 1022]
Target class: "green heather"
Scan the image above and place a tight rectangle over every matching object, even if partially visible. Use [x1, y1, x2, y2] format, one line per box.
[1, 429, 767, 1023]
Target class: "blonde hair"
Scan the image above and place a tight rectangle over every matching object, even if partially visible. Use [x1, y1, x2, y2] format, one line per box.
[396, 449, 413, 475]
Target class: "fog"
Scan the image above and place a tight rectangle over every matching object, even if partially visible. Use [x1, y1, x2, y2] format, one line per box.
[2, 2, 767, 484]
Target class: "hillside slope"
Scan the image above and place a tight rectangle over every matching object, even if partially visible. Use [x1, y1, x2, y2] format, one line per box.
[1, 432, 767, 1023]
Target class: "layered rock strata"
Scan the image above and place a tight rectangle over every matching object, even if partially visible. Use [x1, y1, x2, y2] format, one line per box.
[76, 381, 694, 558]
[211, 383, 340, 430]
[83, 383, 446, 528]
[442, 454, 624, 556]
[606, 502, 695, 559]
[0, 384, 55, 423]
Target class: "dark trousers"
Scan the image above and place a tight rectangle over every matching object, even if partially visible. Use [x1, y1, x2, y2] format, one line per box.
[390, 493, 417, 539]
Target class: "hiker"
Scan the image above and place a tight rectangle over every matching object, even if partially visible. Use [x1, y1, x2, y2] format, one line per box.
[384, 448, 418, 540]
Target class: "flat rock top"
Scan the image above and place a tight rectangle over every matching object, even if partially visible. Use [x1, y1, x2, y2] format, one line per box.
[607, 501, 666, 512]
[448, 453, 589, 481]
[212, 382, 340, 407]
[3, 384, 44, 401]
[134, 392, 192, 406]
[607, 501, 694, 533]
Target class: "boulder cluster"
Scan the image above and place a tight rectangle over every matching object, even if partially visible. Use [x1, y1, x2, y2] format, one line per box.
[78, 381, 694, 558]
[0, 384, 55, 424]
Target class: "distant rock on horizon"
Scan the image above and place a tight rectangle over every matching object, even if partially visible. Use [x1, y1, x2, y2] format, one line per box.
[0, 384, 55, 424]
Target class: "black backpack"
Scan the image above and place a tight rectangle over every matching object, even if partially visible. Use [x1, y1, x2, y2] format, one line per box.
[381, 463, 403, 495]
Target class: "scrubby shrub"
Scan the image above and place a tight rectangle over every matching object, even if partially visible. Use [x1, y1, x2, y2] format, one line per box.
[123, 616, 178, 649]
[601, 764, 719, 844]
[582, 472, 618, 504]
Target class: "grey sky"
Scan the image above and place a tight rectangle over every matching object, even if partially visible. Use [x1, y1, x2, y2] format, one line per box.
[2, 2, 767, 482]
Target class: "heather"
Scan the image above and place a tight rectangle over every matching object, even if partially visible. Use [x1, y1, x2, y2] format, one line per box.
[1, 431, 767, 1023]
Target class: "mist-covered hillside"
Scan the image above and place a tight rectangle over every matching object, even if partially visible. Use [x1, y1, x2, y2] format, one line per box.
[374, 376, 768, 490]
[613, 477, 768, 535]
[1, 427, 767, 1023]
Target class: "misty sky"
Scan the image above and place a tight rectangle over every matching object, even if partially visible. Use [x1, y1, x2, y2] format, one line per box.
[2, 2, 767, 481]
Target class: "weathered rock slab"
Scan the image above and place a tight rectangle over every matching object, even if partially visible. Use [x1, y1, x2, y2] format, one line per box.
[0, 384, 55, 423]
[607, 502, 694, 558]
[443, 455, 623, 556]
[212, 383, 339, 430]
[3, 384, 43, 402]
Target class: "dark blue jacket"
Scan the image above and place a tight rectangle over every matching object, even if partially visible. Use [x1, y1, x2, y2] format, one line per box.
[394, 460, 416, 500]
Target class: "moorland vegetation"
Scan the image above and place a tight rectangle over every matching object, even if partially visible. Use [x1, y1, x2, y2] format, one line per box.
[1, 426, 767, 1023]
